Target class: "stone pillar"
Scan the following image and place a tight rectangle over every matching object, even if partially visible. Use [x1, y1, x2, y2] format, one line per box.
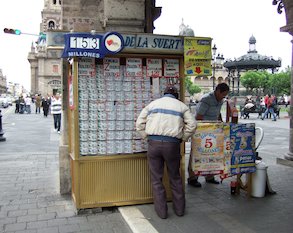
[285, 38, 293, 160]
[280, 0, 293, 160]
[59, 60, 71, 195]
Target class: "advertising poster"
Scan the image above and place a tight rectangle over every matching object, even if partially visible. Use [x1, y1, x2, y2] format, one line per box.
[184, 37, 212, 76]
[164, 59, 179, 78]
[191, 122, 229, 176]
[230, 123, 256, 175]
[146, 58, 162, 78]
[126, 58, 143, 77]
[104, 57, 120, 78]
[78, 57, 95, 77]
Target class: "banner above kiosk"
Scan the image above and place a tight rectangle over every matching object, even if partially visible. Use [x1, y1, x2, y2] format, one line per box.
[61, 32, 124, 58]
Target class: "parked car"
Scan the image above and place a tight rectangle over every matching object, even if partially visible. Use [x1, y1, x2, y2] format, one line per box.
[0, 97, 9, 108]
[6, 96, 13, 106]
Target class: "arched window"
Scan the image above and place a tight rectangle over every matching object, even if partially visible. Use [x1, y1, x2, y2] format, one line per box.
[53, 0, 57, 5]
[48, 21, 55, 29]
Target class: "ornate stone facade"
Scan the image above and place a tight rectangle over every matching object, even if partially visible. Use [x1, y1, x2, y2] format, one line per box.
[0, 69, 7, 95]
[27, 0, 62, 96]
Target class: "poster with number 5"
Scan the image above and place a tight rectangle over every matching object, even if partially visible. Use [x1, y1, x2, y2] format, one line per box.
[191, 122, 229, 176]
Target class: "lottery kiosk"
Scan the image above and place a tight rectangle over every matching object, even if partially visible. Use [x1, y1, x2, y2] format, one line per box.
[62, 31, 196, 209]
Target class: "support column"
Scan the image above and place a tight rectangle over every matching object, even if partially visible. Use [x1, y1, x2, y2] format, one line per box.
[285, 37, 293, 160]
[237, 70, 240, 95]
[59, 60, 71, 195]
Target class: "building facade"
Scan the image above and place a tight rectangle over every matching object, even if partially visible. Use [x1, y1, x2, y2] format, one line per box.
[0, 69, 7, 95]
[27, 0, 62, 96]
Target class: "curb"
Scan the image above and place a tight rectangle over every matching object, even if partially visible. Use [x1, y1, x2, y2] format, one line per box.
[119, 206, 159, 233]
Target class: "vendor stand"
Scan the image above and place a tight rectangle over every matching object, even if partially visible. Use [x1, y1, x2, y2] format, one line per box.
[62, 32, 210, 209]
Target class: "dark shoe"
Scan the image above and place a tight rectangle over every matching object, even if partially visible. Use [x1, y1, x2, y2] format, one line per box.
[188, 178, 202, 187]
[261, 118, 264, 120]
[272, 119, 276, 121]
[206, 178, 220, 184]
[156, 212, 167, 219]
[155, 205, 168, 219]
[174, 210, 184, 217]
[155, 210, 168, 219]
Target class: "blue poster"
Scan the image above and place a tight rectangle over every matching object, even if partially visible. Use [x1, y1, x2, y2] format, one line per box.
[230, 123, 256, 174]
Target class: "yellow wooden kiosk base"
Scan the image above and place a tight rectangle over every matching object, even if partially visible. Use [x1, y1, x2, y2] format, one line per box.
[70, 153, 183, 209]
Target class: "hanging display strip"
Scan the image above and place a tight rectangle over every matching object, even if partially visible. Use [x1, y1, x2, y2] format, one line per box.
[78, 57, 96, 77]
[191, 122, 256, 177]
[164, 59, 179, 78]
[146, 58, 162, 78]
[126, 58, 143, 77]
[103, 57, 120, 78]
[77, 57, 180, 156]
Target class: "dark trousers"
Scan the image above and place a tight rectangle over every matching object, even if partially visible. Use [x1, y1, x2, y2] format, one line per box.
[53, 114, 61, 131]
[36, 106, 40, 114]
[147, 140, 185, 218]
[43, 108, 49, 117]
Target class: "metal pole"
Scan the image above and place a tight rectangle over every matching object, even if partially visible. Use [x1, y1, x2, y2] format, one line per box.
[0, 110, 6, 142]
[212, 62, 215, 90]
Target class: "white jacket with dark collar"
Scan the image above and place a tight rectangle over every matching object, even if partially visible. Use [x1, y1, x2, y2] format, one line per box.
[136, 94, 197, 142]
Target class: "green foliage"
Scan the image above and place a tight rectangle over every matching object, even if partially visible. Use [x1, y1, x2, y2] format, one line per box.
[269, 69, 291, 95]
[240, 71, 264, 91]
[240, 69, 291, 95]
[185, 76, 201, 96]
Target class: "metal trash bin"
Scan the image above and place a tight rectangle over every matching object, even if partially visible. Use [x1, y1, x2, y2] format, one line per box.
[251, 161, 268, 197]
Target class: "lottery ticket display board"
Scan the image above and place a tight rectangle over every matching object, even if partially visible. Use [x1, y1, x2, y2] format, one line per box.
[77, 57, 180, 156]
[191, 122, 256, 177]
[230, 123, 256, 175]
[191, 122, 230, 176]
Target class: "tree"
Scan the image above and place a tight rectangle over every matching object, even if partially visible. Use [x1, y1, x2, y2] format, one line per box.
[185, 76, 201, 96]
[240, 69, 291, 95]
[240, 71, 262, 92]
[269, 68, 291, 95]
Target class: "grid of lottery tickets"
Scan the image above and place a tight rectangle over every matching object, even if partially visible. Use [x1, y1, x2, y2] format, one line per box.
[78, 57, 180, 156]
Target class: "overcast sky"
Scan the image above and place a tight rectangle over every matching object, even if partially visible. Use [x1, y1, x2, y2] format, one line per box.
[0, 0, 291, 92]
[154, 0, 291, 69]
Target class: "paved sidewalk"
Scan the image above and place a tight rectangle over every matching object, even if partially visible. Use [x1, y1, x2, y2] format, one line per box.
[0, 105, 132, 233]
[119, 113, 293, 233]
[1, 106, 293, 233]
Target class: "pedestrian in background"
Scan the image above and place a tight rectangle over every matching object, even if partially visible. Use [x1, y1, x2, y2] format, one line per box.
[19, 96, 25, 114]
[51, 93, 62, 133]
[136, 86, 197, 219]
[15, 97, 20, 113]
[188, 83, 230, 188]
[42, 95, 50, 117]
[261, 94, 277, 121]
[35, 94, 42, 114]
[24, 95, 32, 114]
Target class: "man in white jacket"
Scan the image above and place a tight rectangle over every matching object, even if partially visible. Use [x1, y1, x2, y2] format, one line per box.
[51, 93, 62, 134]
[136, 86, 196, 219]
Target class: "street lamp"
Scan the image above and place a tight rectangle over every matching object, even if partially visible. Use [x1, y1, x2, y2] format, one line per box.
[212, 44, 217, 90]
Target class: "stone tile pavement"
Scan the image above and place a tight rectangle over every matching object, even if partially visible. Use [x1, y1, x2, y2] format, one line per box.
[1, 105, 293, 233]
[0, 106, 132, 233]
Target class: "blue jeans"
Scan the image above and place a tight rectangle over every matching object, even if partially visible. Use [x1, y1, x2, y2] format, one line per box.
[262, 107, 276, 120]
[53, 114, 61, 131]
[25, 105, 31, 114]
